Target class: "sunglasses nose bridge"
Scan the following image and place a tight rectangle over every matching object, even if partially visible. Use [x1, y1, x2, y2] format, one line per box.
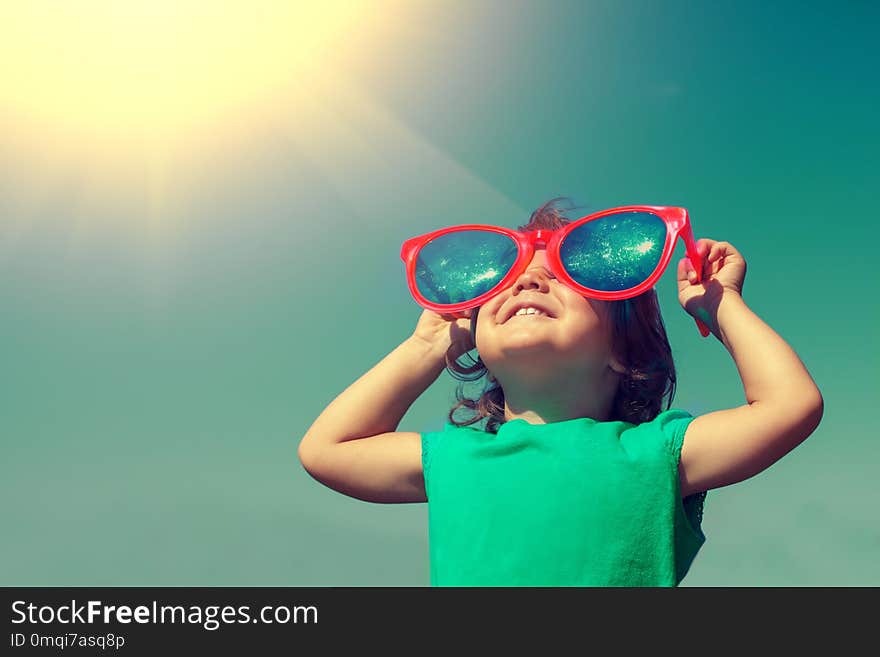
[526, 229, 552, 246]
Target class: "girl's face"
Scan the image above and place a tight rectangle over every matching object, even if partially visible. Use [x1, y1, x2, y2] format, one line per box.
[474, 247, 624, 385]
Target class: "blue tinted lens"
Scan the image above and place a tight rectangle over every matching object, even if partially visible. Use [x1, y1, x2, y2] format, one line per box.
[415, 230, 518, 304]
[560, 212, 667, 292]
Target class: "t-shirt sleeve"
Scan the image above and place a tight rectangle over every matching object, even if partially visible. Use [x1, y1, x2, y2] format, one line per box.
[655, 409, 707, 541]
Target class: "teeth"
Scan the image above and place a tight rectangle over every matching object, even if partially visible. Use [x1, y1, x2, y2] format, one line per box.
[514, 307, 546, 317]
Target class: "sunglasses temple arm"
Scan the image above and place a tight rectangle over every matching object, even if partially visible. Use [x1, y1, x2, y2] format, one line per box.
[681, 223, 712, 339]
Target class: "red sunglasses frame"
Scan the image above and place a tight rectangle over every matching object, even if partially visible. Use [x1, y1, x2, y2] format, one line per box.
[400, 205, 710, 338]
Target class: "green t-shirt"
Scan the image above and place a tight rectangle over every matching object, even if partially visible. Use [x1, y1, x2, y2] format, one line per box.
[421, 408, 707, 586]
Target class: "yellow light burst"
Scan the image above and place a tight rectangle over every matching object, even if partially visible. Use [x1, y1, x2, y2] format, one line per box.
[0, 1, 373, 144]
[0, 0, 527, 255]
[0, 0, 411, 243]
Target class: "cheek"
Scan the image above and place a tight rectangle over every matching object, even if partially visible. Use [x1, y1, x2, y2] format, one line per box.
[562, 316, 608, 350]
[558, 304, 614, 351]
[564, 293, 604, 325]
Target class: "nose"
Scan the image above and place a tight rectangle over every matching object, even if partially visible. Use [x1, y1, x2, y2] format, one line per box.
[511, 249, 553, 295]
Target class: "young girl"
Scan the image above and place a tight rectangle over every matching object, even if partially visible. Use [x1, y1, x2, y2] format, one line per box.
[298, 198, 824, 586]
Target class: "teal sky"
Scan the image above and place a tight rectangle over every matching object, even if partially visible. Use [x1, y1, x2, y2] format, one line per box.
[1, 1, 877, 586]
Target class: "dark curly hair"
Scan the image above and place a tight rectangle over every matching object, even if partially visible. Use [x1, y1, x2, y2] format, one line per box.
[443, 197, 678, 433]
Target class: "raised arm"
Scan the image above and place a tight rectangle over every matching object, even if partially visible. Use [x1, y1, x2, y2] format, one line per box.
[675, 240, 824, 497]
[297, 309, 474, 503]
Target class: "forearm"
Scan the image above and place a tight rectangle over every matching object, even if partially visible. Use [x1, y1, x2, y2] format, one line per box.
[710, 292, 822, 408]
[301, 336, 447, 448]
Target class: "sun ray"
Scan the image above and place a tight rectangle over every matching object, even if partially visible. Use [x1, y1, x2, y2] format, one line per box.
[0, 0, 527, 318]
[0, 1, 402, 242]
[271, 69, 527, 235]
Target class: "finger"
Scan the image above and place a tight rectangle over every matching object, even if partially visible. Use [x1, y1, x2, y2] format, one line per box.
[707, 241, 730, 263]
[677, 256, 689, 280]
[677, 256, 693, 278]
[695, 238, 716, 258]
[677, 256, 699, 284]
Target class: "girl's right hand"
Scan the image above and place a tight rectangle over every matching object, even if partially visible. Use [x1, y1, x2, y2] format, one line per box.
[411, 308, 475, 362]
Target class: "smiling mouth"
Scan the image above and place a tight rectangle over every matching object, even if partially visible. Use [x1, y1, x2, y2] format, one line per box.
[507, 313, 554, 322]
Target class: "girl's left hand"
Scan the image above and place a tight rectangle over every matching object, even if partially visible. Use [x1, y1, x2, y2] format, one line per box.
[677, 238, 747, 315]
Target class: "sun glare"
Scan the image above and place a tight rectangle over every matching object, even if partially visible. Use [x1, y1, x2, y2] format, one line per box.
[0, 1, 373, 144]
[0, 0, 409, 239]
[0, 1, 525, 252]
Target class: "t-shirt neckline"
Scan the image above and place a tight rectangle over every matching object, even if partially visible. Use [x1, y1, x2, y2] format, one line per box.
[500, 416, 600, 430]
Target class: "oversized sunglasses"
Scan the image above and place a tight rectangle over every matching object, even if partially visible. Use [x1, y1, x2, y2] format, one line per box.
[400, 205, 710, 338]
